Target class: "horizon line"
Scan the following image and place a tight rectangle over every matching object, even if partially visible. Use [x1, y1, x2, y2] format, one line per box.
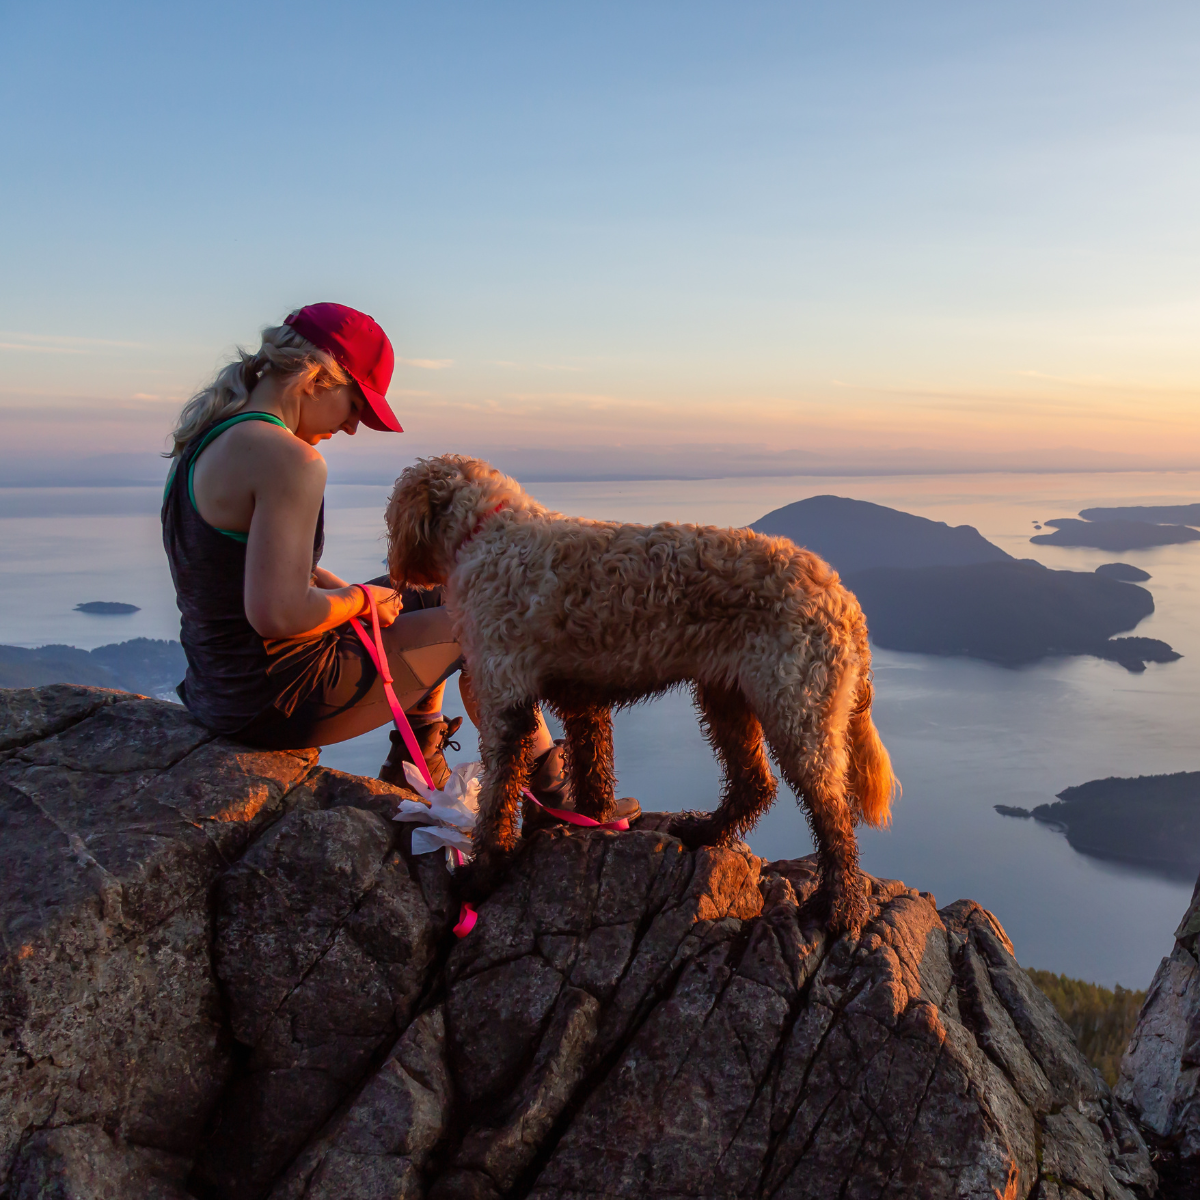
[4, 464, 1200, 490]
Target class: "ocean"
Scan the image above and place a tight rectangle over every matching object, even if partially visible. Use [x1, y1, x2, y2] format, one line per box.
[3, 470, 1199, 988]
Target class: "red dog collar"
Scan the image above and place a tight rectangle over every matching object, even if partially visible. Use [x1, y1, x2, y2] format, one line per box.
[456, 502, 506, 557]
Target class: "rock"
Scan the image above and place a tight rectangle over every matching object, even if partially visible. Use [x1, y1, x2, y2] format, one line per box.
[0, 687, 310, 1189]
[0, 683, 119, 754]
[0, 686, 1159, 1199]
[192, 805, 439, 1200]
[1117, 873, 1200, 1194]
[8, 1124, 192, 1199]
[0, 686, 421, 1199]
[267, 1006, 453, 1200]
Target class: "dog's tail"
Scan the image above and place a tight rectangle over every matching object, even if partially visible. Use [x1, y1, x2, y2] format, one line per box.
[845, 675, 898, 828]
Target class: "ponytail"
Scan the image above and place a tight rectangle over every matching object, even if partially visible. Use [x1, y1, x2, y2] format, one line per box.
[167, 318, 351, 456]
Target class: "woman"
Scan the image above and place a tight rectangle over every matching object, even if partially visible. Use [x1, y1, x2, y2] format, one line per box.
[161, 302, 581, 801]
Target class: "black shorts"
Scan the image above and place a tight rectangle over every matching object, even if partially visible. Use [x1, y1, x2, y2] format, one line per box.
[231, 583, 462, 751]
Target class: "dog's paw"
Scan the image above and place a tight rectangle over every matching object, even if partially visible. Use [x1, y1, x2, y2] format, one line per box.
[820, 877, 870, 940]
[667, 811, 723, 850]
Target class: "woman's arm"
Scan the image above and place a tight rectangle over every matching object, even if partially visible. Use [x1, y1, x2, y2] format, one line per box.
[242, 438, 399, 638]
[312, 565, 349, 589]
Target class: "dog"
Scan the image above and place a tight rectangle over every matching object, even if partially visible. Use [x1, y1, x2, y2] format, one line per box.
[385, 454, 897, 933]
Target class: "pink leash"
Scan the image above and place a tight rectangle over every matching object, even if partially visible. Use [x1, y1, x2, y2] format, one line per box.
[351, 586, 629, 939]
[526, 794, 630, 831]
[350, 589, 478, 938]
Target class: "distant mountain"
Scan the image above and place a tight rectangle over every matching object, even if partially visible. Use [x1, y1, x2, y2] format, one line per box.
[750, 495, 1011, 574]
[1079, 503, 1200, 527]
[1031, 518, 1200, 551]
[751, 495, 1179, 671]
[997, 772, 1200, 881]
[0, 639, 185, 699]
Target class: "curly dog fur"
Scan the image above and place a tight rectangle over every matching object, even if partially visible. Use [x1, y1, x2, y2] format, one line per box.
[386, 454, 897, 934]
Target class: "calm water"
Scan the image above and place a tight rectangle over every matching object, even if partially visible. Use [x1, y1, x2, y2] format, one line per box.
[3, 471, 1199, 988]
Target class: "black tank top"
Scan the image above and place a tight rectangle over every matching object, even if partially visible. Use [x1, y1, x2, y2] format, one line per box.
[161, 412, 343, 734]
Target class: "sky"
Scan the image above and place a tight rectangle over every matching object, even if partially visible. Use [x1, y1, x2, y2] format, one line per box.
[2, 1, 1199, 484]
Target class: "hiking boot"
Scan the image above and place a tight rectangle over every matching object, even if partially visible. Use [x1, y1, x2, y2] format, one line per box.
[379, 716, 463, 791]
[521, 740, 640, 834]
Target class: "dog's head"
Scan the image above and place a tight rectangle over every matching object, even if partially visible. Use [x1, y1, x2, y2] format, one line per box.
[385, 454, 535, 587]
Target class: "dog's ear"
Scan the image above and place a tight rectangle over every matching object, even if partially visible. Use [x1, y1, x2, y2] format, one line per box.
[386, 464, 444, 587]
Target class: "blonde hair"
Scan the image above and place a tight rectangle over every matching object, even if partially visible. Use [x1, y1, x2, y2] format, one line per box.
[167, 318, 351, 456]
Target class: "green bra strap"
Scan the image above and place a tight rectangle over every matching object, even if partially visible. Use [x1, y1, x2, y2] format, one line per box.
[187, 412, 289, 543]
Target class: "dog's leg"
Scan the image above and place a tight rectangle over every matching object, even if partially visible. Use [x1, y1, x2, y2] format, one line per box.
[462, 699, 541, 900]
[770, 747, 866, 937]
[559, 703, 617, 821]
[670, 683, 776, 848]
[790, 759, 866, 938]
[758, 676, 868, 937]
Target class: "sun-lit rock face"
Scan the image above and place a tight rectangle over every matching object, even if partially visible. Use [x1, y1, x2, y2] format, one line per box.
[0, 686, 1158, 1200]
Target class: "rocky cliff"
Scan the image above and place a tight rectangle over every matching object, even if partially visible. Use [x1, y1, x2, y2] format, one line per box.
[0, 686, 1160, 1199]
[1117, 878, 1200, 1194]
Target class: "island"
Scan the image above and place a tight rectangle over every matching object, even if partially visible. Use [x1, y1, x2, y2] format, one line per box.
[0, 638, 185, 699]
[1094, 562, 1151, 582]
[843, 560, 1177, 671]
[1079, 502, 1200, 526]
[750, 495, 1011, 573]
[1031, 517, 1200, 551]
[993, 804, 1032, 818]
[750, 495, 1181, 671]
[74, 601, 141, 615]
[997, 772, 1200, 880]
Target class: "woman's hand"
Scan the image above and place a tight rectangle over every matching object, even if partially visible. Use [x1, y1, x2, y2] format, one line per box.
[360, 583, 402, 627]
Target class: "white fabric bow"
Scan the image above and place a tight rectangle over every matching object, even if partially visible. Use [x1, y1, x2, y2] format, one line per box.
[392, 759, 482, 862]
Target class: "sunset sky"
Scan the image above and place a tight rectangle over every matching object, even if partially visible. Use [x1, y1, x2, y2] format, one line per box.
[3, 1, 1199, 483]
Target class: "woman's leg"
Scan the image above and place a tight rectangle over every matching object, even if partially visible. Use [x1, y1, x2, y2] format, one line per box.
[306, 606, 465, 745]
[274, 606, 555, 756]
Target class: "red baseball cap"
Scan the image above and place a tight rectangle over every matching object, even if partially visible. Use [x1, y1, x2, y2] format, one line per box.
[284, 302, 402, 432]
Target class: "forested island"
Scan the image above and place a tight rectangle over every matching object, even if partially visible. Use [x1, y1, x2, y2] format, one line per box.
[1079, 502, 1200, 525]
[0, 638, 185, 698]
[1094, 562, 1151, 582]
[996, 771, 1200, 880]
[1031, 517, 1200, 551]
[843, 561, 1177, 670]
[753, 497, 1180, 671]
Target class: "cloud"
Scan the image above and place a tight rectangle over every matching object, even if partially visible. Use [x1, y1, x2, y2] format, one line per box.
[0, 331, 145, 349]
[397, 357, 453, 370]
